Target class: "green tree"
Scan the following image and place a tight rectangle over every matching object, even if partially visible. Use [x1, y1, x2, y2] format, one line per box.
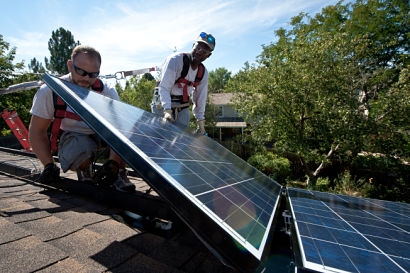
[28, 57, 46, 74]
[0, 34, 25, 88]
[226, 0, 409, 185]
[345, 0, 410, 158]
[0, 35, 37, 136]
[118, 75, 156, 111]
[208, 67, 231, 93]
[47, 27, 80, 74]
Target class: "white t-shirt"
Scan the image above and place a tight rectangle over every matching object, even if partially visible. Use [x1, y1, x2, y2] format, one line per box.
[158, 52, 209, 120]
[30, 74, 119, 134]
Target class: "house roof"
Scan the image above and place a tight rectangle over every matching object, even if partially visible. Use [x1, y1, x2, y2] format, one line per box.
[0, 149, 236, 273]
[209, 94, 247, 128]
[208, 93, 236, 105]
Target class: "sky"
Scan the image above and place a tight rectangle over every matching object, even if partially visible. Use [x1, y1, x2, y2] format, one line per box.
[1, 0, 342, 78]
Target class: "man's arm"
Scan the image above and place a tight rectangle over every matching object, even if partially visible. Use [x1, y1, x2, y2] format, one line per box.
[192, 69, 209, 120]
[158, 54, 180, 110]
[29, 115, 54, 166]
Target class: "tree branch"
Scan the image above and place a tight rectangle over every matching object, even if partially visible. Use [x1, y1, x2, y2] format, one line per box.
[313, 144, 340, 177]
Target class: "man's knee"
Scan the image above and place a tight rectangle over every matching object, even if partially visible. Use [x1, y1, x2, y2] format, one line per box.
[58, 132, 98, 172]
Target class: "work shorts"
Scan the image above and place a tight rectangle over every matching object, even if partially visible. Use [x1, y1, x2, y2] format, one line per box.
[58, 131, 100, 172]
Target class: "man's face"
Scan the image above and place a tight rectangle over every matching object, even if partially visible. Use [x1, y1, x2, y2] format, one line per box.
[192, 42, 212, 63]
[68, 53, 100, 88]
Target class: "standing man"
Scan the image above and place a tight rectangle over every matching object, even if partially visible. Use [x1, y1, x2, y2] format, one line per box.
[152, 32, 215, 135]
[29, 45, 135, 192]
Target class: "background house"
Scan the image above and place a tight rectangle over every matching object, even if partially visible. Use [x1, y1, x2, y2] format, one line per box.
[208, 93, 246, 142]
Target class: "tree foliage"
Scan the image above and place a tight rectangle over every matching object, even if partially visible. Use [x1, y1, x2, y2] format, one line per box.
[47, 27, 80, 74]
[208, 67, 231, 93]
[0, 35, 38, 136]
[225, 0, 409, 187]
[0, 34, 25, 88]
[28, 57, 46, 74]
[117, 74, 157, 111]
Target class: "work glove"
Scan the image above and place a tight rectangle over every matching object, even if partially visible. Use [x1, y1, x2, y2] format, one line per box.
[94, 159, 119, 186]
[163, 109, 175, 122]
[39, 163, 60, 184]
[196, 119, 206, 135]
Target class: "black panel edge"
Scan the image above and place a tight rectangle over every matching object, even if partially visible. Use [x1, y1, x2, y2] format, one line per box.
[285, 188, 305, 271]
[285, 188, 322, 273]
[257, 188, 289, 271]
[42, 74, 277, 273]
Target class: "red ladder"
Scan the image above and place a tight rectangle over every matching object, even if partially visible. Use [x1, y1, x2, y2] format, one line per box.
[1, 109, 32, 152]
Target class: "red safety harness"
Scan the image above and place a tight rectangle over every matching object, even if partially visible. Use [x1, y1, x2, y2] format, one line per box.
[175, 53, 205, 103]
[50, 79, 104, 154]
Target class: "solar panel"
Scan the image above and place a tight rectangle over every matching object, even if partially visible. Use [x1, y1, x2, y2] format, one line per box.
[42, 74, 283, 271]
[287, 187, 410, 273]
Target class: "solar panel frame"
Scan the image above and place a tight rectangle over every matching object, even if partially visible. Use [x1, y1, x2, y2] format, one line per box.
[42, 74, 283, 272]
[287, 187, 410, 273]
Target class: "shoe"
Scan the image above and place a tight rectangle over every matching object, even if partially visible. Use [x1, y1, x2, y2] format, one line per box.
[113, 169, 136, 192]
[39, 163, 60, 184]
[76, 164, 95, 184]
[93, 160, 119, 187]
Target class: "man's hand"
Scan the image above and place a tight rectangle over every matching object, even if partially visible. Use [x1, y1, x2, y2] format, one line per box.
[94, 159, 119, 186]
[163, 109, 175, 122]
[39, 163, 60, 183]
[196, 119, 206, 135]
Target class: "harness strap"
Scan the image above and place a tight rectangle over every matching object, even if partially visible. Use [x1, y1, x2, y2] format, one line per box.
[171, 103, 190, 122]
[171, 102, 190, 109]
[176, 78, 193, 103]
[174, 108, 178, 122]
[51, 98, 81, 153]
[175, 68, 203, 103]
[50, 96, 69, 154]
[174, 53, 205, 103]
[53, 96, 83, 121]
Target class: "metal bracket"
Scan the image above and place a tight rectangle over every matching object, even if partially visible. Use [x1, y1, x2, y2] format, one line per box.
[282, 209, 292, 236]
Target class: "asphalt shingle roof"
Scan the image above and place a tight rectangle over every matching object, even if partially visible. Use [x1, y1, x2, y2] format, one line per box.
[0, 150, 236, 273]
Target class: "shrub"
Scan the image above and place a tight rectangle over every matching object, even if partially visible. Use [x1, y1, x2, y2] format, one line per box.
[333, 171, 364, 196]
[247, 152, 291, 184]
[344, 154, 409, 202]
[315, 177, 330, 192]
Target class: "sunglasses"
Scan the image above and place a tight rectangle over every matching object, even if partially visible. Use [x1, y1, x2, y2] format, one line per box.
[199, 32, 215, 44]
[72, 63, 100, 78]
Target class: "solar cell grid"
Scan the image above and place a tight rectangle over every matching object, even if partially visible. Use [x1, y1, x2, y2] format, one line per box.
[43, 74, 283, 271]
[287, 188, 410, 273]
